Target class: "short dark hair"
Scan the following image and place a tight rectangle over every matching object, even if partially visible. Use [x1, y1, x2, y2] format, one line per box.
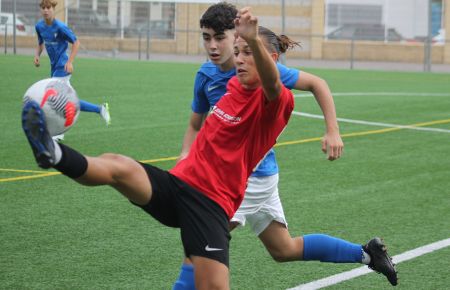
[200, 2, 237, 33]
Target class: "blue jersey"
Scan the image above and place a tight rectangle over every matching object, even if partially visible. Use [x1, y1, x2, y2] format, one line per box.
[35, 19, 77, 77]
[191, 61, 299, 177]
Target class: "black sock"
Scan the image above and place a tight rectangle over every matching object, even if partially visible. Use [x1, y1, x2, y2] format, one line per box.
[53, 143, 88, 179]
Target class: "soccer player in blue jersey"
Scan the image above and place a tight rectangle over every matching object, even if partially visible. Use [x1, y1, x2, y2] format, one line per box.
[34, 0, 110, 140]
[172, 3, 397, 289]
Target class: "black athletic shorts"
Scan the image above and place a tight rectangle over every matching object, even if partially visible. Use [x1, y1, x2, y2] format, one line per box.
[133, 162, 231, 266]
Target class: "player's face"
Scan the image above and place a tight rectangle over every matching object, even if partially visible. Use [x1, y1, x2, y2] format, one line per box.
[233, 36, 260, 89]
[202, 27, 235, 71]
[40, 5, 55, 21]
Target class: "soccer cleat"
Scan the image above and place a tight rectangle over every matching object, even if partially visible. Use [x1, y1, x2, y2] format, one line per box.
[364, 237, 398, 286]
[100, 102, 111, 126]
[22, 101, 56, 169]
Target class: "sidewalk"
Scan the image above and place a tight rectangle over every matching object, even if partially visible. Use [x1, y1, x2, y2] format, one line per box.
[7, 47, 450, 73]
[288, 58, 450, 73]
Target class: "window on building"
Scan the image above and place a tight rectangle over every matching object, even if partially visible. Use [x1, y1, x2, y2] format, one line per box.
[126, 2, 175, 39]
[327, 4, 382, 27]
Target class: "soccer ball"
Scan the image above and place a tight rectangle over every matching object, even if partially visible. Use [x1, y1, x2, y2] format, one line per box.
[23, 78, 80, 136]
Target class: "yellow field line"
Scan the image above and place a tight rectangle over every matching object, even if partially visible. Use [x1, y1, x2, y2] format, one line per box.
[277, 118, 450, 147]
[2, 118, 449, 183]
[0, 172, 61, 182]
[0, 168, 50, 173]
[412, 118, 450, 127]
[140, 156, 178, 163]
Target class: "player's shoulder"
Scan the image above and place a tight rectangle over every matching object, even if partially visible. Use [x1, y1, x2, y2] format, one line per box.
[197, 61, 219, 77]
[276, 62, 300, 72]
[226, 76, 243, 93]
[198, 61, 236, 80]
[53, 19, 67, 28]
[35, 19, 45, 29]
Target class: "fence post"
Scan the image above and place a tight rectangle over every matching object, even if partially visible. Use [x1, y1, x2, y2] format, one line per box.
[138, 30, 142, 60]
[350, 36, 355, 69]
[424, 0, 432, 72]
[13, 0, 17, 54]
[146, 20, 150, 60]
[279, 0, 286, 65]
[4, 24, 7, 54]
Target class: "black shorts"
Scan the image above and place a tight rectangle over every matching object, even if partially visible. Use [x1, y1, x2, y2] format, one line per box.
[133, 162, 231, 266]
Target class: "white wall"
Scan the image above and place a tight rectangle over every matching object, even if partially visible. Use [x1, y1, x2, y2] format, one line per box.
[326, 0, 430, 39]
[386, 0, 428, 38]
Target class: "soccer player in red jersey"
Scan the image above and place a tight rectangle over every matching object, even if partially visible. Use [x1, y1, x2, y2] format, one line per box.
[22, 7, 297, 290]
[173, 3, 397, 289]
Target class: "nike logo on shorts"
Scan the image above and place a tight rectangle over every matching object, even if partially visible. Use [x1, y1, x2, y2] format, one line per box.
[205, 245, 223, 251]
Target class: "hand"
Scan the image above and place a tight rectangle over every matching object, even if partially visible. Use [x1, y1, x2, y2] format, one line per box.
[65, 62, 73, 73]
[321, 131, 343, 161]
[234, 7, 258, 42]
[34, 56, 40, 67]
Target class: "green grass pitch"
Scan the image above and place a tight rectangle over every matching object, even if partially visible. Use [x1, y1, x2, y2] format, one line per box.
[1, 54, 449, 289]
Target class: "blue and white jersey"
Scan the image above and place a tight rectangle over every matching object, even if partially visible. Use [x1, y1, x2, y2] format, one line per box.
[35, 19, 77, 78]
[191, 61, 299, 177]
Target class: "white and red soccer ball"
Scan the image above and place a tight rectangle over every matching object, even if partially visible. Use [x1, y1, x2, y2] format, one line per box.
[23, 78, 80, 136]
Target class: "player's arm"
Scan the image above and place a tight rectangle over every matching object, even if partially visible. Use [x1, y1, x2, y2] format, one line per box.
[34, 28, 43, 67]
[65, 39, 79, 74]
[235, 8, 281, 101]
[294, 71, 343, 160]
[178, 112, 206, 162]
[34, 43, 44, 67]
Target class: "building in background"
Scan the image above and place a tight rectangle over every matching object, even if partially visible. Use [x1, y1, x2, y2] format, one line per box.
[325, 0, 444, 41]
[0, 0, 445, 41]
[1, 0, 449, 65]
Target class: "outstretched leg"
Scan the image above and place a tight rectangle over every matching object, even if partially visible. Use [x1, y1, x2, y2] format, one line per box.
[260, 226, 397, 286]
[78, 153, 152, 205]
[80, 100, 111, 126]
[23, 101, 231, 289]
[259, 223, 365, 263]
[22, 100, 150, 204]
[56, 76, 110, 125]
[258, 221, 303, 262]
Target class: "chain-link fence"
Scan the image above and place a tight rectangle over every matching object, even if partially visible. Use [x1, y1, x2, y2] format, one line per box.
[1, 0, 449, 71]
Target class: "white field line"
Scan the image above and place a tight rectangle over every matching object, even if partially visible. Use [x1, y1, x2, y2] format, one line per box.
[294, 92, 450, 98]
[287, 238, 450, 290]
[293, 111, 450, 133]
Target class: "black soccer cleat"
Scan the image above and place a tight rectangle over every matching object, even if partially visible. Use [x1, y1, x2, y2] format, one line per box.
[22, 101, 55, 169]
[364, 237, 398, 286]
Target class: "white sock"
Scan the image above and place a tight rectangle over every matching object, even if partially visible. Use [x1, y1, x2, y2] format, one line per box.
[361, 249, 371, 265]
[53, 139, 62, 165]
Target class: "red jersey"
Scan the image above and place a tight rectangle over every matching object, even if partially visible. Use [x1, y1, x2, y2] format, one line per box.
[170, 77, 294, 218]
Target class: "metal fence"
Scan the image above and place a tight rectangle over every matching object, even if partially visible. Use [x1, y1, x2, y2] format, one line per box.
[1, 0, 448, 72]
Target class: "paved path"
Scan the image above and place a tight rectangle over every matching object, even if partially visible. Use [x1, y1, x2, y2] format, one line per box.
[6, 47, 450, 73]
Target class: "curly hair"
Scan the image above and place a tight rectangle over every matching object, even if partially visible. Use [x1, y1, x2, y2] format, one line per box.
[200, 2, 238, 33]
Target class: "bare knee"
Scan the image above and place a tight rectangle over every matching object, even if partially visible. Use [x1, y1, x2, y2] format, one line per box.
[79, 153, 136, 186]
[98, 153, 127, 164]
[97, 153, 135, 177]
[266, 237, 303, 263]
[269, 247, 294, 263]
